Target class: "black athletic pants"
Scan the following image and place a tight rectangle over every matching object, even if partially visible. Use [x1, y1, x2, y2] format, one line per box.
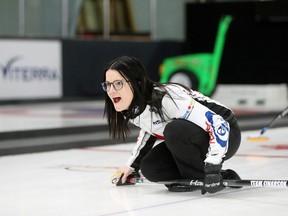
[140, 119, 241, 182]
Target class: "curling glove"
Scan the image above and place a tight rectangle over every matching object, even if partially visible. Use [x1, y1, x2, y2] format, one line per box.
[111, 171, 141, 186]
[202, 163, 224, 194]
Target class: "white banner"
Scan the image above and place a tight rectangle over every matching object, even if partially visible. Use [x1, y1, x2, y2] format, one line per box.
[0, 39, 62, 100]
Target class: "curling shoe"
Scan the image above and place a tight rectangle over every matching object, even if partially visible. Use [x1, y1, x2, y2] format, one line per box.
[221, 169, 242, 189]
[167, 184, 199, 192]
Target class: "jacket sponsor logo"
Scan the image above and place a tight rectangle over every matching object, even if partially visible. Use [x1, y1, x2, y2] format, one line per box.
[182, 99, 195, 119]
[153, 119, 164, 125]
[205, 111, 229, 147]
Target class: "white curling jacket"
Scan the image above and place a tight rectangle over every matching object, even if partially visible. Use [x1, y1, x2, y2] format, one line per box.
[126, 84, 235, 170]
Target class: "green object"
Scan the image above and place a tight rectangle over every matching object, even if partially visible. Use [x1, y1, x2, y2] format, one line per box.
[159, 15, 233, 96]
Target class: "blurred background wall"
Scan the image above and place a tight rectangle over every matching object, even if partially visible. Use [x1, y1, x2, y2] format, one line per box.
[0, 0, 287, 112]
[0, 0, 251, 41]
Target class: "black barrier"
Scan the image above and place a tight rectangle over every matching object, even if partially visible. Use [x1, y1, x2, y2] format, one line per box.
[62, 40, 186, 98]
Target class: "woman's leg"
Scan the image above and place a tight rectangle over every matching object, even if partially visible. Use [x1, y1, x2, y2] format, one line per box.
[140, 142, 180, 182]
[163, 119, 242, 179]
[141, 119, 241, 181]
[225, 122, 241, 160]
[164, 119, 208, 179]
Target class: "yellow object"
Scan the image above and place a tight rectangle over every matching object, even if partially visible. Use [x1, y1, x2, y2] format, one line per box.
[246, 137, 269, 142]
[110, 172, 123, 184]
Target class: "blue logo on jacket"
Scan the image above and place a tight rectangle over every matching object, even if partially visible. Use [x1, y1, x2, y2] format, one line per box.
[205, 111, 229, 147]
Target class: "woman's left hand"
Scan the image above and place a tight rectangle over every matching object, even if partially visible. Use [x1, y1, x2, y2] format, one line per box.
[117, 166, 134, 183]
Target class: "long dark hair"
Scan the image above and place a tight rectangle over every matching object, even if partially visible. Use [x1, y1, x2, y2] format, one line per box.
[103, 56, 167, 140]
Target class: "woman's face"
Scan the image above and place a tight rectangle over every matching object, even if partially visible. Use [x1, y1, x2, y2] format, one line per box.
[105, 69, 134, 112]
